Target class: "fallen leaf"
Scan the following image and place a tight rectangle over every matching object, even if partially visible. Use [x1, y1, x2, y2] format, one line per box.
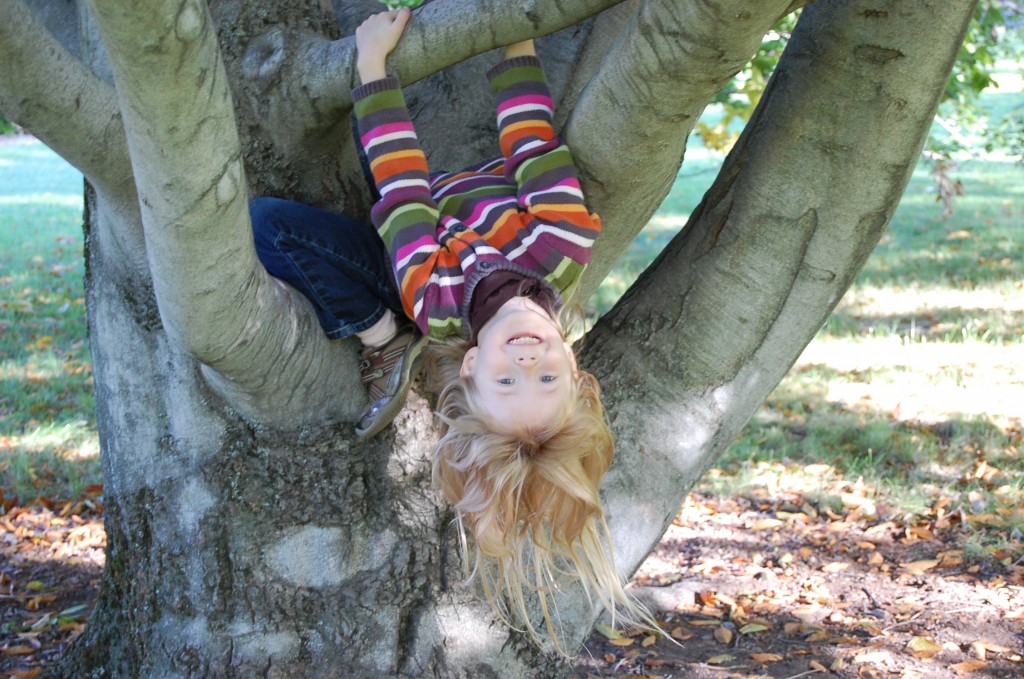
[594, 624, 622, 640]
[853, 650, 891, 664]
[907, 636, 942, 659]
[822, 561, 849, 573]
[750, 652, 783, 662]
[670, 626, 693, 640]
[810, 659, 829, 671]
[951, 659, 988, 673]
[608, 637, 635, 647]
[971, 640, 1012, 658]
[752, 518, 784, 530]
[714, 625, 734, 645]
[706, 654, 735, 665]
[641, 635, 657, 648]
[901, 559, 939, 576]
[10, 669, 43, 679]
[739, 623, 769, 635]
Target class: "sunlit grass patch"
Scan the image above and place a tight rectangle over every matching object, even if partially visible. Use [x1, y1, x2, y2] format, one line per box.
[0, 420, 100, 504]
[1, 138, 95, 505]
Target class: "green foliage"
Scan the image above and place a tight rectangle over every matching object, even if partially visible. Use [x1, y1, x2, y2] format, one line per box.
[697, 2, 1023, 175]
[0, 117, 19, 135]
[378, 0, 424, 9]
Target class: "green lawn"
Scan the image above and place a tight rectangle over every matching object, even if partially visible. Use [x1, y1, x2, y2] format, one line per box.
[0, 139, 97, 504]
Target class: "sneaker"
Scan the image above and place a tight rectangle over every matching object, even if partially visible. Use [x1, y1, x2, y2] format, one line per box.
[355, 326, 428, 439]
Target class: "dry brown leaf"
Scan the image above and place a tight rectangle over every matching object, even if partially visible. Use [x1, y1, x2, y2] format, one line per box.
[971, 640, 1012, 658]
[810, 659, 828, 671]
[783, 622, 804, 634]
[10, 670, 43, 679]
[906, 636, 942, 659]
[608, 637, 635, 647]
[670, 626, 693, 640]
[603, 652, 615, 663]
[853, 650, 891, 664]
[752, 518, 784, 530]
[951, 659, 988, 673]
[706, 653, 735, 665]
[714, 625, 734, 645]
[901, 559, 939, 575]
[641, 634, 657, 648]
[749, 652, 783, 662]
[822, 561, 849, 573]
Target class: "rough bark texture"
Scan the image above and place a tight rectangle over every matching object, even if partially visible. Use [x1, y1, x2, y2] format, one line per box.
[0, 0, 976, 676]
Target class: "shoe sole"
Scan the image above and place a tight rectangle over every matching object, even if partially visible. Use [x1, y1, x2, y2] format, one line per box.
[355, 334, 429, 439]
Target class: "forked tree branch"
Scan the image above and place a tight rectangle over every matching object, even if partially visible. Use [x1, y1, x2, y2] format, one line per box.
[566, 0, 797, 299]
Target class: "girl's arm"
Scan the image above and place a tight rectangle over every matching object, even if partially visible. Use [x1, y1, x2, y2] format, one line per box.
[488, 51, 601, 244]
[355, 8, 410, 84]
[503, 39, 536, 59]
[353, 9, 445, 332]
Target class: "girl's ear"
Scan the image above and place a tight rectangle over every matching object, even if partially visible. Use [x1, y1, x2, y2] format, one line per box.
[460, 346, 479, 379]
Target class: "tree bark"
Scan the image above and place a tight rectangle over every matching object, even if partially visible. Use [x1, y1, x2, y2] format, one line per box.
[0, 0, 976, 676]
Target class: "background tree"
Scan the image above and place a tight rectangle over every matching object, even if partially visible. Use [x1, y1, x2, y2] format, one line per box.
[0, 0, 978, 676]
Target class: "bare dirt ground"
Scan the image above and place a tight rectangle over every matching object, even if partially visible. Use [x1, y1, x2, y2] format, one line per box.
[3, 489, 1021, 678]
[572, 492, 1024, 679]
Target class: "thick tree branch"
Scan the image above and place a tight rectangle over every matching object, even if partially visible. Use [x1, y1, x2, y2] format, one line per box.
[298, 0, 632, 117]
[86, 0, 362, 427]
[588, 0, 977, 586]
[567, 0, 797, 300]
[0, 0, 132, 197]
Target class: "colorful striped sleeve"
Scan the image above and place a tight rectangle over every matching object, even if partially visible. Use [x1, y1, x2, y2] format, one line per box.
[487, 56, 602, 297]
[352, 77, 443, 330]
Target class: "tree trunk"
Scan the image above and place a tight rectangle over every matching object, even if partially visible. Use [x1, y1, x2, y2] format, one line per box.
[0, 0, 976, 676]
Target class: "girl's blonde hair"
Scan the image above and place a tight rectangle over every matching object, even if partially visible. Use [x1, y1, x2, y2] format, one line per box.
[425, 313, 651, 650]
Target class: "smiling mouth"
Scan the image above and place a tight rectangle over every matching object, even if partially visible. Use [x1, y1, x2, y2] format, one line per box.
[507, 334, 542, 345]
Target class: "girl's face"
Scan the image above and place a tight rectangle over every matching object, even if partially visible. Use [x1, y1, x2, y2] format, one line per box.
[460, 296, 577, 434]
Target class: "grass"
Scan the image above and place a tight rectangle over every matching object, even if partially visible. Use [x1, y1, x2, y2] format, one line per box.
[0, 138, 99, 505]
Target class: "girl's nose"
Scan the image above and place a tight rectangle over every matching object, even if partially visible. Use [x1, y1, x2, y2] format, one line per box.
[516, 354, 538, 364]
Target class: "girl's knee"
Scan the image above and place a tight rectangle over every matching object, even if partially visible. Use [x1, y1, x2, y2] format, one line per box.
[249, 197, 289, 252]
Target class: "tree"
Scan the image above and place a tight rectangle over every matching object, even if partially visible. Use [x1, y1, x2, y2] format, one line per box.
[0, 0, 977, 676]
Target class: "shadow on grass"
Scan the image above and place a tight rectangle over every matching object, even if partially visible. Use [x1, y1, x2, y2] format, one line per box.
[823, 307, 1024, 343]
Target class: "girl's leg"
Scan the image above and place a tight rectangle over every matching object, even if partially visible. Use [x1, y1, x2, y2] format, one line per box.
[250, 197, 424, 438]
[250, 197, 403, 339]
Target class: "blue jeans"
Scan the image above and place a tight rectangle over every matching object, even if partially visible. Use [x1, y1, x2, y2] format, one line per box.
[250, 197, 403, 340]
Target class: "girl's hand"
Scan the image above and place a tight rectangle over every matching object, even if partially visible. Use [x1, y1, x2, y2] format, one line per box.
[356, 8, 411, 83]
[504, 39, 536, 59]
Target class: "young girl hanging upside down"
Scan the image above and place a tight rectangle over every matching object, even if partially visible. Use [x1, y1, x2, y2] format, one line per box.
[252, 7, 648, 646]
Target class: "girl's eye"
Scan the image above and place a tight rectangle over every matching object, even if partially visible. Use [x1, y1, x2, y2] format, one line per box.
[541, 375, 556, 383]
[498, 378, 515, 385]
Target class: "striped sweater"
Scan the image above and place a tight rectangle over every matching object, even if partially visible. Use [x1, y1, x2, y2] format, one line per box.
[352, 56, 602, 343]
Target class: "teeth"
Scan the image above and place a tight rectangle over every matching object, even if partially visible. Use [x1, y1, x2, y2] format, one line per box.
[507, 335, 541, 345]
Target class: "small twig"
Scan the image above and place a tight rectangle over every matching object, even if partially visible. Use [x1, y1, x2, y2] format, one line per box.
[882, 610, 925, 633]
[861, 586, 884, 609]
[782, 670, 824, 679]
